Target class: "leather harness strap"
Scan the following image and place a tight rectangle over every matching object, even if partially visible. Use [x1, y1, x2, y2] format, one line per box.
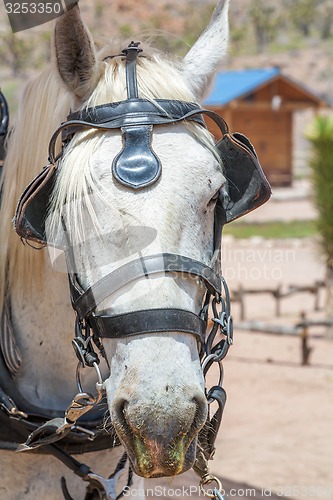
[48, 99, 209, 164]
[123, 41, 142, 99]
[89, 309, 207, 342]
[66, 99, 207, 127]
[71, 253, 222, 320]
[0, 90, 9, 167]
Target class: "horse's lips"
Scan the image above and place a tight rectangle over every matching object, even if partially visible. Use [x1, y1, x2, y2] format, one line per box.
[128, 435, 196, 478]
[111, 410, 196, 478]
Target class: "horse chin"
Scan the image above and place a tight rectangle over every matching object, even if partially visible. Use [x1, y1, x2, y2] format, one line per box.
[124, 434, 197, 478]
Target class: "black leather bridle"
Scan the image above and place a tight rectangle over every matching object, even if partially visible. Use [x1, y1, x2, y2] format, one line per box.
[47, 42, 230, 352]
[13, 42, 232, 492]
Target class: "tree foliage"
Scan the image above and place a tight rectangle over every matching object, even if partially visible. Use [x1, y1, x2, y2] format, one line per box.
[1, 0, 333, 83]
[0, 30, 51, 77]
[229, 0, 333, 55]
[0, 32, 36, 77]
[317, 2, 333, 39]
[306, 115, 333, 266]
[306, 114, 333, 332]
[286, 0, 319, 37]
[248, 0, 280, 53]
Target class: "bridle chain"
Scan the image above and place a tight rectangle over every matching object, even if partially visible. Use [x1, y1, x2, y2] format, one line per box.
[68, 271, 233, 492]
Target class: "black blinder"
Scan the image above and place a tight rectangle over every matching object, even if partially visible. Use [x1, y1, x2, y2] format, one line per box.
[14, 164, 56, 246]
[217, 131, 271, 224]
[0, 90, 9, 166]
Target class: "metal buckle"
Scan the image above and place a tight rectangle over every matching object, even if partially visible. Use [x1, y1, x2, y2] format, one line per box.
[199, 474, 224, 499]
[72, 316, 100, 368]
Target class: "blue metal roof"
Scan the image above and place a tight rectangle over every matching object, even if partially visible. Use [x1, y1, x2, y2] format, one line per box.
[204, 67, 280, 106]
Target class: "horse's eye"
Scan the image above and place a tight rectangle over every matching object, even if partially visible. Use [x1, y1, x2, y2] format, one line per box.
[208, 190, 220, 205]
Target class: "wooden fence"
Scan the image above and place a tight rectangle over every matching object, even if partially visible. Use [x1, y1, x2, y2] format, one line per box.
[230, 280, 332, 366]
[232, 280, 325, 321]
[237, 314, 333, 365]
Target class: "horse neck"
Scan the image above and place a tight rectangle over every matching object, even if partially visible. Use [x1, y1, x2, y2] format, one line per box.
[10, 257, 101, 410]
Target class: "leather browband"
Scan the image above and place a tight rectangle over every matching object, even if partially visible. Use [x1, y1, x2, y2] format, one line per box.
[49, 99, 209, 163]
[65, 99, 207, 128]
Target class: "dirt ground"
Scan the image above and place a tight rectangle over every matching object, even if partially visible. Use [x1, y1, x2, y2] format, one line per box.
[148, 189, 333, 500]
[210, 233, 333, 500]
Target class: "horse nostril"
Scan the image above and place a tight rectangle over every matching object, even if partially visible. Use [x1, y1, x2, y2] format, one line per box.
[112, 398, 129, 433]
[192, 394, 208, 433]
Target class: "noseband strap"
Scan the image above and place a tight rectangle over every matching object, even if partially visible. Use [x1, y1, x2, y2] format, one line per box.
[70, 253, 222, 321]
[89, 309, 206, 343]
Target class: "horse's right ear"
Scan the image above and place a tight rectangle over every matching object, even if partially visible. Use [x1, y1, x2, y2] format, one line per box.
[182, 0, 229, 101]
[53, 5, 100, 100]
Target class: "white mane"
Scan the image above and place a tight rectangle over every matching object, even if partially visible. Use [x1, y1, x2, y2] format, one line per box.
[0, 68, 70, 312]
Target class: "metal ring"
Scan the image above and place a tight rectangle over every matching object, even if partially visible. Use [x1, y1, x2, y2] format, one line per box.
[199, 474, 223, 498]
[76, 362, 84, 393]
[76, 361, 104, 395]
[207, 361, 224, 398]
[227, 316, 234, 345]
[202, 353, 219, 374]
[93, 361, 103, 386]
[207, 363, 224, 404]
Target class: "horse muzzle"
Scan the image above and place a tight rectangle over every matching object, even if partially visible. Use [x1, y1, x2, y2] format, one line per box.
[110, 394, 207, 478]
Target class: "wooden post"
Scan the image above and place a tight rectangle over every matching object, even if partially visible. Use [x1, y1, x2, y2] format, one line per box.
[275, 285, 282, 317]
[314, 285, 320, 311]
[239, 284, 245, 321]
[300, 311, 312, 366]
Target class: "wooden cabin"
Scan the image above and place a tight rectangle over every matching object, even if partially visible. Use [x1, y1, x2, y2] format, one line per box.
[204, 68, 325, 186]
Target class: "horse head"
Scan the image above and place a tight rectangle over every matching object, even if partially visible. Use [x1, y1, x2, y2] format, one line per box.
[36, 1, 231, 478]
[9, 0, 270, 484]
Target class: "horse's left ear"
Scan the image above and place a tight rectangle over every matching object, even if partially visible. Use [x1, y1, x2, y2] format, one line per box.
[53, 4, 100, 99]
[182, 0, 229, 100]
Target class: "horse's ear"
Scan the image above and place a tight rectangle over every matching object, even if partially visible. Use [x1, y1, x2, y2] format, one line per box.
[53, 5, 100, 99]
[182, 0, 229, 101]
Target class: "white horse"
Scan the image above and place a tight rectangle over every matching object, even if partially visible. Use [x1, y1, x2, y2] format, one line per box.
[0, 1, 231, 498]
